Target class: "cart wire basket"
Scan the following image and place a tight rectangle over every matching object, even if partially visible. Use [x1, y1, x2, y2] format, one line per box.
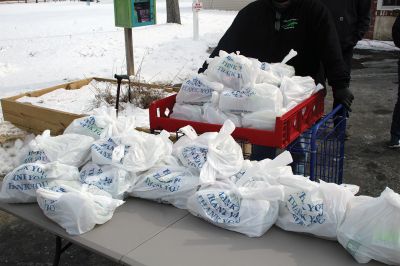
[286, 104, 347, 184]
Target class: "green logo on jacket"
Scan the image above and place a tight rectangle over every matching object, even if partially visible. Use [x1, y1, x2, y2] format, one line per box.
[282, 19, 298, 30]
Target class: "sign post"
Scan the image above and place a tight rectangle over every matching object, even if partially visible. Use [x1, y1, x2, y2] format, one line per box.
[124, 28, 135, 76]
[114, 0, 157, 76]
[192, 0, 202, 41]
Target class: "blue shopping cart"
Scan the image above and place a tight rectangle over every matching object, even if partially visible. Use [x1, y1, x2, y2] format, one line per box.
[287, 105, 347, 184]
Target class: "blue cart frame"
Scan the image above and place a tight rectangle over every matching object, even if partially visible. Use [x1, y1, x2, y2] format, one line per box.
[287, 105, 347, 184]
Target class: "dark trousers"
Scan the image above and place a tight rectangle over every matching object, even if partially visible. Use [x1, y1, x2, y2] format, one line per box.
[390, 61, 400, 140]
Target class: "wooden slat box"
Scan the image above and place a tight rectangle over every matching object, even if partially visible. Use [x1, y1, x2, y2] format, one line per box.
[1, 77, 177, 136]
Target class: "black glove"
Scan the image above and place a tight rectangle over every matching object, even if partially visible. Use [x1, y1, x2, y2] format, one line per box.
[333, 87, 354, 112]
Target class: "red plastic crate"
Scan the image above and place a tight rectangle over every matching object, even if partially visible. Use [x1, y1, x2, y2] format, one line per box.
[149, 91, 325, 149]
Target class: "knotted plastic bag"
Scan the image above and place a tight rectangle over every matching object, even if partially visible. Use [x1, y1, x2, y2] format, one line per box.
[79, 162, 135, 199]
[280, 76, 323, 110]
[204, 50, 260, 90]
[0, 162, 80, 203]
[269, 49, 297, 78]
[255, 61, 281, 86]
[129, 156, 199, 209]
[233, 151, 294, 186]
[91, 130, 172, 173]
[176, 74, 224, 105]
[64, 106, 136, 140]
[218, 83, 283, 115]
[199, 120, 243, 184]
[172, 125, 216, 171]
[20, 130, 94, 167]
[276, 176, 359, 240]
[337, 188, 400, 265]
[36, 184, 124, 235]
[187, 178, 284, 237]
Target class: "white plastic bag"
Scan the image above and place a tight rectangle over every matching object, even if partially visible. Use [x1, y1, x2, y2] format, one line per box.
[256, 62, 282, 86]
[0, 162, 80, 203]
[187, 179, 284, 237]
[170, 103, 204, 122]
[172, 125, 216, 171]
[337, 188, 400, 265]
[280, 76, 320, 109]
[276, 176, 359, 240]
[205, 50, 260, 90]
[129, 157, 199, 209]
[36, 184, 124, 235]
[91, 130, 172, 173]
[199, 120, 243, 184]
[64, 106, 136, 140]
[202, 92, 242, 127]
[269, 49, 297, 78]
[241, 110, 277, 130]
[79, 162, 135, 199]
[234, 151, 294, 187]
[218, 83, 283, 115]
[20, 130, 94, 167]
[176, 74, 224, 105]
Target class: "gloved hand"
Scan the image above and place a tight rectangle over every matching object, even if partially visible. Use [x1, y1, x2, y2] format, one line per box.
[333, 87, 354, 112]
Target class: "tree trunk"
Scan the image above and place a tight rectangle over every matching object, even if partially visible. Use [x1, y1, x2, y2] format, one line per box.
[166, 0, 181, 24]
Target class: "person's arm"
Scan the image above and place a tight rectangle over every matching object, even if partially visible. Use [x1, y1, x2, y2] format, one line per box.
[198, 8, 248, 73]
[354, 0, 371, 43]
[392, 15, 400, 48]
[311, 2, 353, 110]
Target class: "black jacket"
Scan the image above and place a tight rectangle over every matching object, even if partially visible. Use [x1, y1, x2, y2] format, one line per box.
[199, 0, 350, 91]
[320, 0, 371, 50]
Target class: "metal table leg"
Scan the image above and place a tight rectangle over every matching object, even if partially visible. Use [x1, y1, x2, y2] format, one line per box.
[53, 236, 73, 266]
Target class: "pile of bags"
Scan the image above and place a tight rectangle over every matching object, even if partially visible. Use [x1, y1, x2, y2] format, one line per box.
[1, 112, 399, 266]
[171, 50, 323, 130]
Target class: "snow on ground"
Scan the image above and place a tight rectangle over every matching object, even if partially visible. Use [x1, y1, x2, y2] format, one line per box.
[356, 39, 399, 51]
[16, 80, 171, 127]
[0, 0, 236, 99]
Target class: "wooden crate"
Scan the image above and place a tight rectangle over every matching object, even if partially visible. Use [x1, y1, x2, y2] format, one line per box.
[1, 77, 177, 136]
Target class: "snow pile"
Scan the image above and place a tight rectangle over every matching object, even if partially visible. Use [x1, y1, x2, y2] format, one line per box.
[16, 80, 172, 128]
[171, 50, 322, 130]
[356, 39, 399, 51]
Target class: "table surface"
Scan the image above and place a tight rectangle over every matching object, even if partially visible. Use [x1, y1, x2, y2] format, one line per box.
[0, 198, 384, 266]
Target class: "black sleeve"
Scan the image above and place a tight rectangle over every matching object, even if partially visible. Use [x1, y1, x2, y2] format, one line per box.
[393, 15, 400, 48]
[198, 9, 248, 73]
[355, 0, 371, 41]
[311, 2, 350, 91]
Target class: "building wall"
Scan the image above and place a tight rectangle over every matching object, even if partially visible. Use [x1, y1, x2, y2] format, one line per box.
[366, 0, 399, 40]
[373, 10, 398, 40]
[202, 0, 254, 11]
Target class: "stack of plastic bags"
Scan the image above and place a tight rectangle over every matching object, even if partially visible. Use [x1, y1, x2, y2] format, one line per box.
[171, 50, 323, 130]
[2, 113, 400, 266]
[0, 107, 174, 235]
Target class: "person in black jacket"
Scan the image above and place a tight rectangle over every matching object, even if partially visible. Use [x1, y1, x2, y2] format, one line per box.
[200, 0, 353, 110]
[320, 0, 371, 73]
[199, 0, 354, 160]
[390, 15, 400, 148]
